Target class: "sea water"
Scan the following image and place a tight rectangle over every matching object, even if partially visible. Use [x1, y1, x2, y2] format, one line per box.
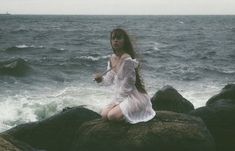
[0, 15, 234, 132]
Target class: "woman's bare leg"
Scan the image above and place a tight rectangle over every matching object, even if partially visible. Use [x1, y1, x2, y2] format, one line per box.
[101, 105, 115, 120]
[107, 105, 124, 121]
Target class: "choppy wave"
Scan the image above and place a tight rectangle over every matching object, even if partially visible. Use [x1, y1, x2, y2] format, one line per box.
[153, 42, 169, 50]
[0, 15, 234, 133]
[0, 58, 31, 76]
[76, 55, 110, 61]
[0, 85, 110, 132]
[50, 47, 65, 52]
[5, 44, 44, 52]
[163, 65, 202, 81]
[198, 66, 235, 75]
[11, 28, 30, 34]
[231, 27, 235, 33]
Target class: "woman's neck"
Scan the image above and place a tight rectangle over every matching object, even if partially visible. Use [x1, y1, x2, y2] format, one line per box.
[114, 49, 125, 58]
[115, 52, 130, 60]
[112, 53, 130, 73]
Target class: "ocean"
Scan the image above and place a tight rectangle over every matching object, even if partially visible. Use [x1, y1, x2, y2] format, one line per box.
[0, 15, 234, 132]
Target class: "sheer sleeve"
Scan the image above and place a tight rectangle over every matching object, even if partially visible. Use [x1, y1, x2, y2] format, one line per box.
[101, 60, 115, 86]
[116, 59, 137, 100]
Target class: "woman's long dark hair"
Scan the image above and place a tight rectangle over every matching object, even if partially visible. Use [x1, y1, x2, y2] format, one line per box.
[110, 28, 147, 94]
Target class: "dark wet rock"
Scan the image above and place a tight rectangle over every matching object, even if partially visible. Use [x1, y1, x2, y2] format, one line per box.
[0, 134, 35, 151]
[73, 111, 215, 151]
[151, 85, 194, 113]
[190, 84, 235, 151]
[0, 135, 22, 151]
[4, 107, 100, 151]
[2, 107, 216, 151]
[207, 84, 235, 105]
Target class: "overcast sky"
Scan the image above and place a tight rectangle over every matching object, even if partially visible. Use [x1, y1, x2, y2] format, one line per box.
[0, 0, 235, 15]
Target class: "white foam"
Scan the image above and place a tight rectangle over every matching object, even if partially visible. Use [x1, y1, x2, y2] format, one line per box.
[0, 77, 224, 133]
[181, 89, 220, 108]
[78, 55, 110, 61]
[149, 41, 169, 51]
[16, 44, 29, 48]
[0, 84, 112, 132]
[15, 44, 44, 49]
[50, 85, 112, 113]
[179, 21, 184, 24]
[0, 95, 37, 132]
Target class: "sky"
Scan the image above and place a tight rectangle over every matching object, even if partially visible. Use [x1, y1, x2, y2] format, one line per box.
[0, 0, 235, 15]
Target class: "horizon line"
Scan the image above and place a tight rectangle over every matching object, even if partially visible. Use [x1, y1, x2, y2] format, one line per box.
[1, 13, 235, 16]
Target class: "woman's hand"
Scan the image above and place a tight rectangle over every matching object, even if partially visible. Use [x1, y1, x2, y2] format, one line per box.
[94, 73, 103, 83]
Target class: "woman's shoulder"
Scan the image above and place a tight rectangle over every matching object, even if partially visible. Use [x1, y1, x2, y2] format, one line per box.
[110, 53, 118, 61]
[122, 53, 131, 59]
[109, 53, 131, 63]
[109, 54, 116, 65]
[110, 53, 116, 58]
[122, 56, 139, 68]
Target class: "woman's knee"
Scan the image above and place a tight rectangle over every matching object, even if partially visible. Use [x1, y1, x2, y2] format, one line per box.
[101, 112, 108, 120]
[107, 108, 123, 121]
[107, 111, 116, 121]
[101, 108, 111, 120]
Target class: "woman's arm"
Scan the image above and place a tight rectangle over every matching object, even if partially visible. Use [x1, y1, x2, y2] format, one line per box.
[101, 59, 115, 85]
[94, 55, 115, 85]
[116, 59, 137, 100]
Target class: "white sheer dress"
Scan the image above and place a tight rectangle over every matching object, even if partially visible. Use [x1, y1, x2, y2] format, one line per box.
[101, 55, 156, 124]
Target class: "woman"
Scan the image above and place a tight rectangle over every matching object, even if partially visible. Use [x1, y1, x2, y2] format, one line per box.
[94, 28, 156, 124]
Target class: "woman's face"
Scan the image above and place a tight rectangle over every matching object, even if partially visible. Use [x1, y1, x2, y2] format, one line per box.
[111, 32, 125, 51]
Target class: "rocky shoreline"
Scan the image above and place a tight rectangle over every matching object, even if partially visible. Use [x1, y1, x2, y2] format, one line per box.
[0, 84, 234, 151]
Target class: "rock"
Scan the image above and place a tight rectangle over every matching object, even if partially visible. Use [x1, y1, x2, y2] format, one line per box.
[207, 84, 235, 105]
[151, 85, 194, 113]
[0, 134, 35, 151]
[0, 135, 22, 151]
[190, 84, 235, 151]
[73, 111, 215, 151]
[4, 106, 100, 151]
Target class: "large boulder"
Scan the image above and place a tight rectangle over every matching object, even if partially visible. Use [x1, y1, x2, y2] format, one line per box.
[0, 134, 35, 151]
[0, 135, 22, 151]
[151, 85, 194, 113]
[206, 84, 235, 105]
[190, 84, 235, 151]
[3, 106, 100, 151]
[73, 111, 215, 151]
